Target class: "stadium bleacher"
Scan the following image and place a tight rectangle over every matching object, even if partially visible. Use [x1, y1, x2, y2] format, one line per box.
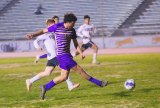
[120, 0, 160, 36]
[0, 0, 143, 39]
[0, 0, 13, 11]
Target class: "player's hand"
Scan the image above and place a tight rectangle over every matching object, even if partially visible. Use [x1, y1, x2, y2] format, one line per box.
[83, 36, 88, 39]
[26, 34, 33, 39]
[80, 54, 85, 60]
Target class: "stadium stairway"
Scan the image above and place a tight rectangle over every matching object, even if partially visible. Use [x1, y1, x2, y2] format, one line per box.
[117, 0, 160, 36]
[0, 0, 143, 39]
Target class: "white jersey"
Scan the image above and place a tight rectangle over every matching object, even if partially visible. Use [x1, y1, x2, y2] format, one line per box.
[33, 33, 56, 60]
[77, 24, 96, 44]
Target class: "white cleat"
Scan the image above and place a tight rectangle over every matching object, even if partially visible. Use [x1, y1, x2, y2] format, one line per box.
[26, 79, 32, 92]
[92, 61, 100, 65]
[34, 55, 40, 64]
[69, 83, 80, 91]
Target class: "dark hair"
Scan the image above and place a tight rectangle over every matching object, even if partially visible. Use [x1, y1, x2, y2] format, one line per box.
[52, 15, 59, 19]
[84, 15, 90, 19]
[46, 18, 55, 25]
[63, 13, 77, 23]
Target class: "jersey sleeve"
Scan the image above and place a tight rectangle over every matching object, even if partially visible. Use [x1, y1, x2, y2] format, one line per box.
[48, 25, 57, 32]
[33, 39, 41, 49]
[92, 24, 97, 34]
[48, 22, 64, 32]
[33, 34, 46, 49]
[76, 25, 84, 38]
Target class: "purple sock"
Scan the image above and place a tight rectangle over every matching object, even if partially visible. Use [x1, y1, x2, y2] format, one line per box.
[39, 54, 47, 59]
[89, 77, 102, 86]
[45, 80, 56, 91]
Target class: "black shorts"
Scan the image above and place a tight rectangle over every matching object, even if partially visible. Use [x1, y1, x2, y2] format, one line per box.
[81, 41, 94, 50]
[46, 57, 59, 67]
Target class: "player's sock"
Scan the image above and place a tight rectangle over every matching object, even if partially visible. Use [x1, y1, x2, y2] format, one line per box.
[66, 76, 73, 90]
[39, 54, 47, 59]
[45, 80, 56, 91]
[92, 53, 97, 63]
[30, 75, 40, 83]
[71, 51, 76, 57]
[89, 77, 102, 86]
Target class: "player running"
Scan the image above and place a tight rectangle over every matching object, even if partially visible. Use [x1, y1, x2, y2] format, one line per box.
[34, 16, 60, 64]
[72, 15, 99, 64]
[26, 13, 108, 100]
[26, 18, 80, 92]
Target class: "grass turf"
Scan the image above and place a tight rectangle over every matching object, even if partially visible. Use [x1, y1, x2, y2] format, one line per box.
[0, 54, 159, 108]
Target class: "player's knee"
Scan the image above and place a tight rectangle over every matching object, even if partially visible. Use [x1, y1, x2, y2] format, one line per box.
[76, 65, 83, 73]
[95, 45, 98, 50]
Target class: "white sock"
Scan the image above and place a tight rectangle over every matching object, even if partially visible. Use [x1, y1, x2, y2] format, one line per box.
[66, 76, 73, 90]
[29, 75, 40, 83]
[71, 51, 76, 57]
[93, 53, 97, 63]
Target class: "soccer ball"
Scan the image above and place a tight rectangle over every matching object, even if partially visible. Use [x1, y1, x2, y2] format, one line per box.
[124, 79, 135, 90]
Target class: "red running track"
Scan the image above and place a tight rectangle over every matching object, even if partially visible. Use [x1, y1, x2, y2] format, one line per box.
[0, 47, 160, 58]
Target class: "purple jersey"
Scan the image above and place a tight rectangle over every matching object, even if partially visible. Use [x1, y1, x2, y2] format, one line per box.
[48, 22, 77, 56]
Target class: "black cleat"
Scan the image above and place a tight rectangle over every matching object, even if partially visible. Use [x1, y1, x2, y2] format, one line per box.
[101, 81, 108, 87]
[40, 85, 46, 100]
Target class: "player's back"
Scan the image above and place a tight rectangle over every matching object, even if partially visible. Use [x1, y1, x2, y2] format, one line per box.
[43, 33, 56, 60]
[48, 22, 77, 56]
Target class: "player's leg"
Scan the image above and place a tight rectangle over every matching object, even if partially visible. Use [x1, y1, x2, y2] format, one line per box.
[26, 58, 58, 91]
[26, 66, 54, 91]
[71, 47, 86, 57]
[71, 43, 86, 57]
[40, 69, 69, 100]
[35, 54, 47, 64]
[90, 42, 99, 64]
[72, 64, 108, 87]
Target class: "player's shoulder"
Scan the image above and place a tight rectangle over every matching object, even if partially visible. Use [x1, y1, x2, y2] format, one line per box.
[37, 33, 47, 38]
[91, 24, 94, 26]
[56, 22, 64, 27]
[49, 22, 64, 30]
[79, 24, 85, 28]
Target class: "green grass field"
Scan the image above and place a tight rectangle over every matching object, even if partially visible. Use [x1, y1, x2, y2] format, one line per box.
[0, 54, 160, 108]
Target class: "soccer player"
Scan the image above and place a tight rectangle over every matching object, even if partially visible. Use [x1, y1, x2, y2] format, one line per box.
[26, 13, 108, 100]
[26, 18, 80, 92]
[72, 15, 99, 64]
[52, 15, 59, 24]
[34, 15, 60, 64]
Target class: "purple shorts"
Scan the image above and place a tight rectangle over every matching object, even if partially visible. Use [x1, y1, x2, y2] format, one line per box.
[57, 54, 77, 71]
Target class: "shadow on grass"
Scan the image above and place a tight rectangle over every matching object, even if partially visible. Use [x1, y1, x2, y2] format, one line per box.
[109, 80, 124, 85]
[110, 91, 132, 97]
[110, 87, 160, 98]
[138, 87, 160, 93]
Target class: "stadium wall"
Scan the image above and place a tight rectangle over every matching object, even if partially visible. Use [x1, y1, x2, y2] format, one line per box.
[0, 35, 160, 52]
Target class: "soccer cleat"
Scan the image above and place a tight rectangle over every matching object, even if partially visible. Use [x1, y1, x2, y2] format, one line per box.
[69, 83, 80, 91]
[26, 79, 32, 92]
[34, 55, 40, 64]
[92, 61, 100, 65]
[101, 81, 108, 87]
[40, 85, 46, 100]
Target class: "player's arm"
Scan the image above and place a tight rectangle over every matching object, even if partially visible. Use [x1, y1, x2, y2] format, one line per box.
[33, 40, 42, 50]
[26, 23, 58, 39]
[77, 25, 85, 38]
[93, 25, 97, 34]
[72, 38, 85, 59]
[26, 28, 48, 39]
[33, 35, 46, 50]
